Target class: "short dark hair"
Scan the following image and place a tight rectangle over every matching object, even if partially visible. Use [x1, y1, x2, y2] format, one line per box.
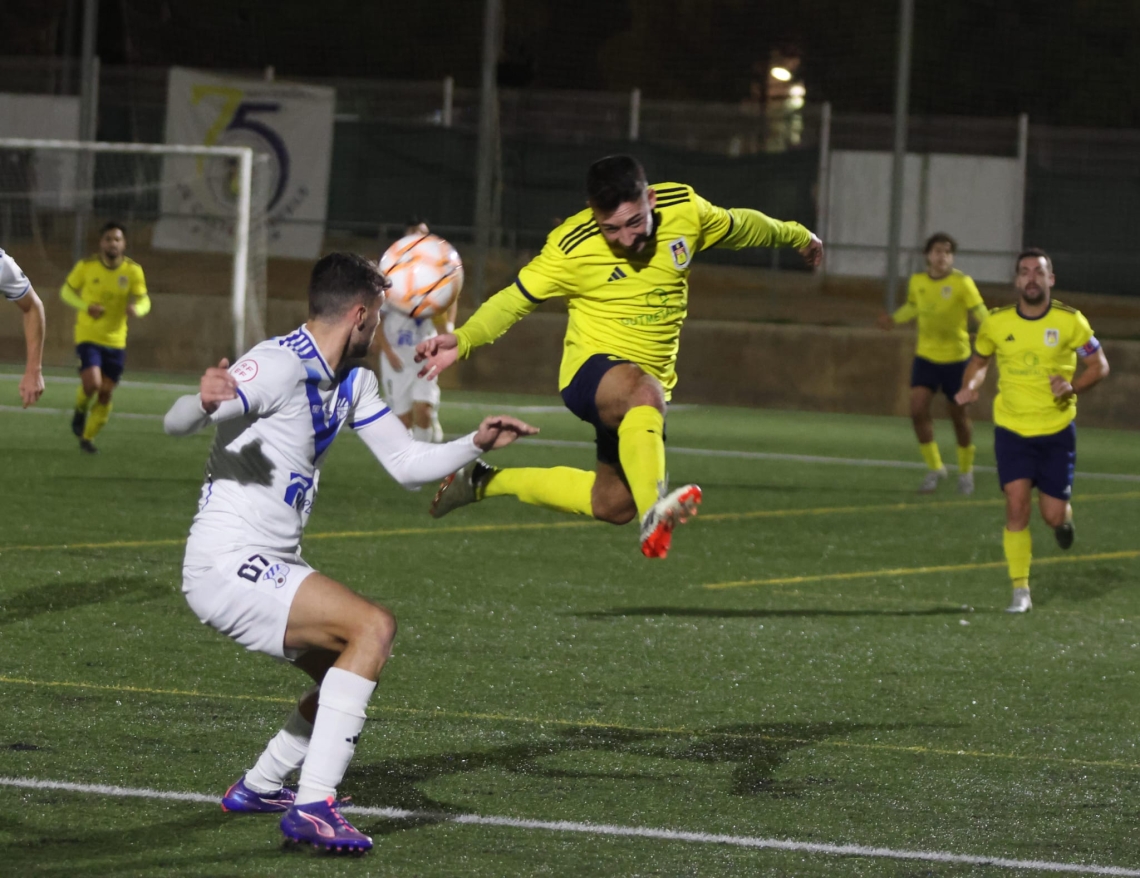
[924, 232, 956, 254]
[308, 252, 390, 319]
[100, 221, 127, 238]
[404, 215, 429, 231]
[1016, 247, 1053, 273]
[586, 155, 648, 213]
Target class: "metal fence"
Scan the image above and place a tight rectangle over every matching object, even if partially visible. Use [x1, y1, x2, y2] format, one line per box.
[3, 56, 1139, 294]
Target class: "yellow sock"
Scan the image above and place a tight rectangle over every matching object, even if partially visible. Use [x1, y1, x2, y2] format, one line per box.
[75, 385, 95, 413]
[1003, 527, 1032, 588]
[483, 467, 595, 516]
[957, 444, 976, 475]
[617, 405, 666, 520]
[919, 441, 944, 472]
[83, 400, 112, 441]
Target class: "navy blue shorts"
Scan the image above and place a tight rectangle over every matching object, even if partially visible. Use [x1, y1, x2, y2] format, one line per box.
[560, 353, 634, 467]
[994, 422, 1076, 500]
[911, 356, 969, 402]
[76, 343, 126, 383]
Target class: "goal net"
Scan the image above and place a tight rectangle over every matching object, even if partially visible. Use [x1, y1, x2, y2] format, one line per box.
[0, 138, 270, 357]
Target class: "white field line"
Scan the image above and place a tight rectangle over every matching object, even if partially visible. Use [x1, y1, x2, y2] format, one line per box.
[0, 776, 1136, 875]
[3, 403, 1139, 484]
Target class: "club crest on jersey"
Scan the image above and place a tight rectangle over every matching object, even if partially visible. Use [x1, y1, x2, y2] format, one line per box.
[118, 275, 129, 289]
[941, 285, 953, 298]
[1044, 328, 1059, 347]
[669, 237, 691, 269]
[231, 359, 259, 382]
[263, 563, 289, 588]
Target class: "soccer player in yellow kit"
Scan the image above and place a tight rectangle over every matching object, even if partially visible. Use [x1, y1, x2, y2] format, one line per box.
[60, 222, 150, 453]
[878, 233, 989, 494]
[416, 154, 823, 558]
[956, 249, 1109, 613]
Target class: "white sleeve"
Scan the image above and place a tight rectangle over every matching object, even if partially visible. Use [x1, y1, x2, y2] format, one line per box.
[354, 413, 482, 489]
[346, 367, 390, 430]
[164, 394, 245, 436]
[0, 252, 31, 302]
[228, 346, 297, 417]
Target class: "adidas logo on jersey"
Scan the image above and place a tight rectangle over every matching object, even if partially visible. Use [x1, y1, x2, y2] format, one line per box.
[1005, 333, 1016, 341]
[607, 267, 627, 282]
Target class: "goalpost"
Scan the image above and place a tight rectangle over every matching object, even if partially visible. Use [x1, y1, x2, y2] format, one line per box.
[0, 138, 269, 358]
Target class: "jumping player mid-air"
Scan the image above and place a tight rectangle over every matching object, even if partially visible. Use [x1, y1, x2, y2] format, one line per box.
[165, 252, 535, 851]
[417, 154, 823, 558]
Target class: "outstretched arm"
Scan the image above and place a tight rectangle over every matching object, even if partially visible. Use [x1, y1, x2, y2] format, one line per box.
[954, 354, 991, 405]
[699, 196, 822, 267]
[164, 358, 246, 435]
[355, 412, 538, 489]
[415, 286, 538, 379]
[13, 288, 45, 407]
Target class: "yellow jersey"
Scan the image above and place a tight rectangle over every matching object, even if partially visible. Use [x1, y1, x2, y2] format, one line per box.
[455, 183, 812, 398]
[64, 256, 150, 349]
[892, 269, 986, 363]
[974, 300, 1099, 437]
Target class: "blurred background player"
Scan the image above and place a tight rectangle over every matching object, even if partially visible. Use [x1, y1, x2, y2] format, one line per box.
[418, 154, 823, 559]
[60, 221, 150, 453]
[956, 248, 1109, 613]
[0, 247, 46, 407]
[164, 253, 535, 851]
[878, 232, 989, 494]
[374, 218, 457, 442]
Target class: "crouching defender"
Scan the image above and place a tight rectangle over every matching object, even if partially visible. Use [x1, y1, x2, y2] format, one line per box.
[165, 253, 535, 852]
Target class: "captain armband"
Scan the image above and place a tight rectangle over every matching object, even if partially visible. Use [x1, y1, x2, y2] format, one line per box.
[1076, 337, 1101, 358]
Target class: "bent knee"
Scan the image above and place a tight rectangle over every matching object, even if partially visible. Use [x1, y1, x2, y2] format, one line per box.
[355, 604, 397, 650]
[592, 499, 638, 525]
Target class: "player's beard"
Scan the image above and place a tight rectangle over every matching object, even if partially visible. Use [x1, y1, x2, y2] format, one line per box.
[1021, 283, 1046, 305]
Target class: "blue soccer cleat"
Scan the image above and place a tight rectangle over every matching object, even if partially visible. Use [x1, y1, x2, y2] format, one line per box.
[280, 797, 373, 852]
[221, 775, 297, 813]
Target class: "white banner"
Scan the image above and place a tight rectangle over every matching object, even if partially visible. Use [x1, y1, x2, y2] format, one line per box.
[154, 67, 335, 259]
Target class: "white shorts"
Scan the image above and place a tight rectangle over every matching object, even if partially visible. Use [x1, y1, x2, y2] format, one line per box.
[182, 548, 314, 661]
[381, 352, 440, 416]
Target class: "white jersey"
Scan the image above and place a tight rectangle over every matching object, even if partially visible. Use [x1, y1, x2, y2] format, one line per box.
[0, 249, 31, 301]
[382, 308, 437, 363]
[184, 325, 390, 565]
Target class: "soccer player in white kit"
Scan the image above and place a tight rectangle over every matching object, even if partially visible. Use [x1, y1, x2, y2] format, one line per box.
[164, 253, 536, 852]
[375, 220, 456, 442]
[0, 248, 46, 407]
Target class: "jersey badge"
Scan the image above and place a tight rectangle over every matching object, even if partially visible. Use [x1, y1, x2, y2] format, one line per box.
[669, 237, 691, 269]
[1044, 328, 1059, 347]
[119, 275, 129, 288]
[941, 285, 952, 298]
[263, 563, 290, 588]
[607, 267, 627, 283]
[231, 359, 259, 382]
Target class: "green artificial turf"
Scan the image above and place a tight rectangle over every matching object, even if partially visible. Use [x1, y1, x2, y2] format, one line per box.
[1, 368, 1137, 876]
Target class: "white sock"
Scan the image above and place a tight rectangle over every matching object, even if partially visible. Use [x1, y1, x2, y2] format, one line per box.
[243, 695, 315, 794]
[412, 425, 432, 442]
[294, 668, 375, 805]
[430, 413, 444, 443]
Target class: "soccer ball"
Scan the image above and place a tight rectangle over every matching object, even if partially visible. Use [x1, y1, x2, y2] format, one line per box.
[379, 233, 464, 319]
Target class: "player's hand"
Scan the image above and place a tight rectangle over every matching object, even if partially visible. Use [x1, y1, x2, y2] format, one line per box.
[876, 312, 894, 331]
[200, 358, 238, 414]
[19, 369, 44, 408]
[416, 333, 459, 379]
[1050, 374, 1075, 400]
[955, 387, 979, 406]
[384, 348, 404, 372]
[473, 415, 539, 451]
[127, 302, 138, 318]
[87, 303, 105, 318]
[799, 233, 824, 268]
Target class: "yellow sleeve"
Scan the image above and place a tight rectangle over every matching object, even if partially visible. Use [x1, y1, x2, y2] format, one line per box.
[453, 286, 539, 359]
[961, 275, 984, 309]
[969, 304, 989, 326]
[695, 192, 812, 251]
[65, 261, 85, 293]
[1069, 311, 1095, 352]
[975, 315, 997, 357]
[892, 276, 919, 323]
[60, 282, 86, 311]
[130, 265, 151, 316]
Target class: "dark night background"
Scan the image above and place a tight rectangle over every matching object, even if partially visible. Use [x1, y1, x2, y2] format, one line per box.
[4, 0, 1140, 127]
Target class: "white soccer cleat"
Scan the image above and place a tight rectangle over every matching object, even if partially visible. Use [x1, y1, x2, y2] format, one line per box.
[639, 484, 702, 559]
[957, 471, 975, 495]
[1005, 587, 1032, 614]
[918, 467, 947, 494]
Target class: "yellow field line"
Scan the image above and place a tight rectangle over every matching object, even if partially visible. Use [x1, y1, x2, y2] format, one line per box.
[1, 674, 1136, 772]
[4, 490, 1138, 555]
[705, 549, 1140, 590]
